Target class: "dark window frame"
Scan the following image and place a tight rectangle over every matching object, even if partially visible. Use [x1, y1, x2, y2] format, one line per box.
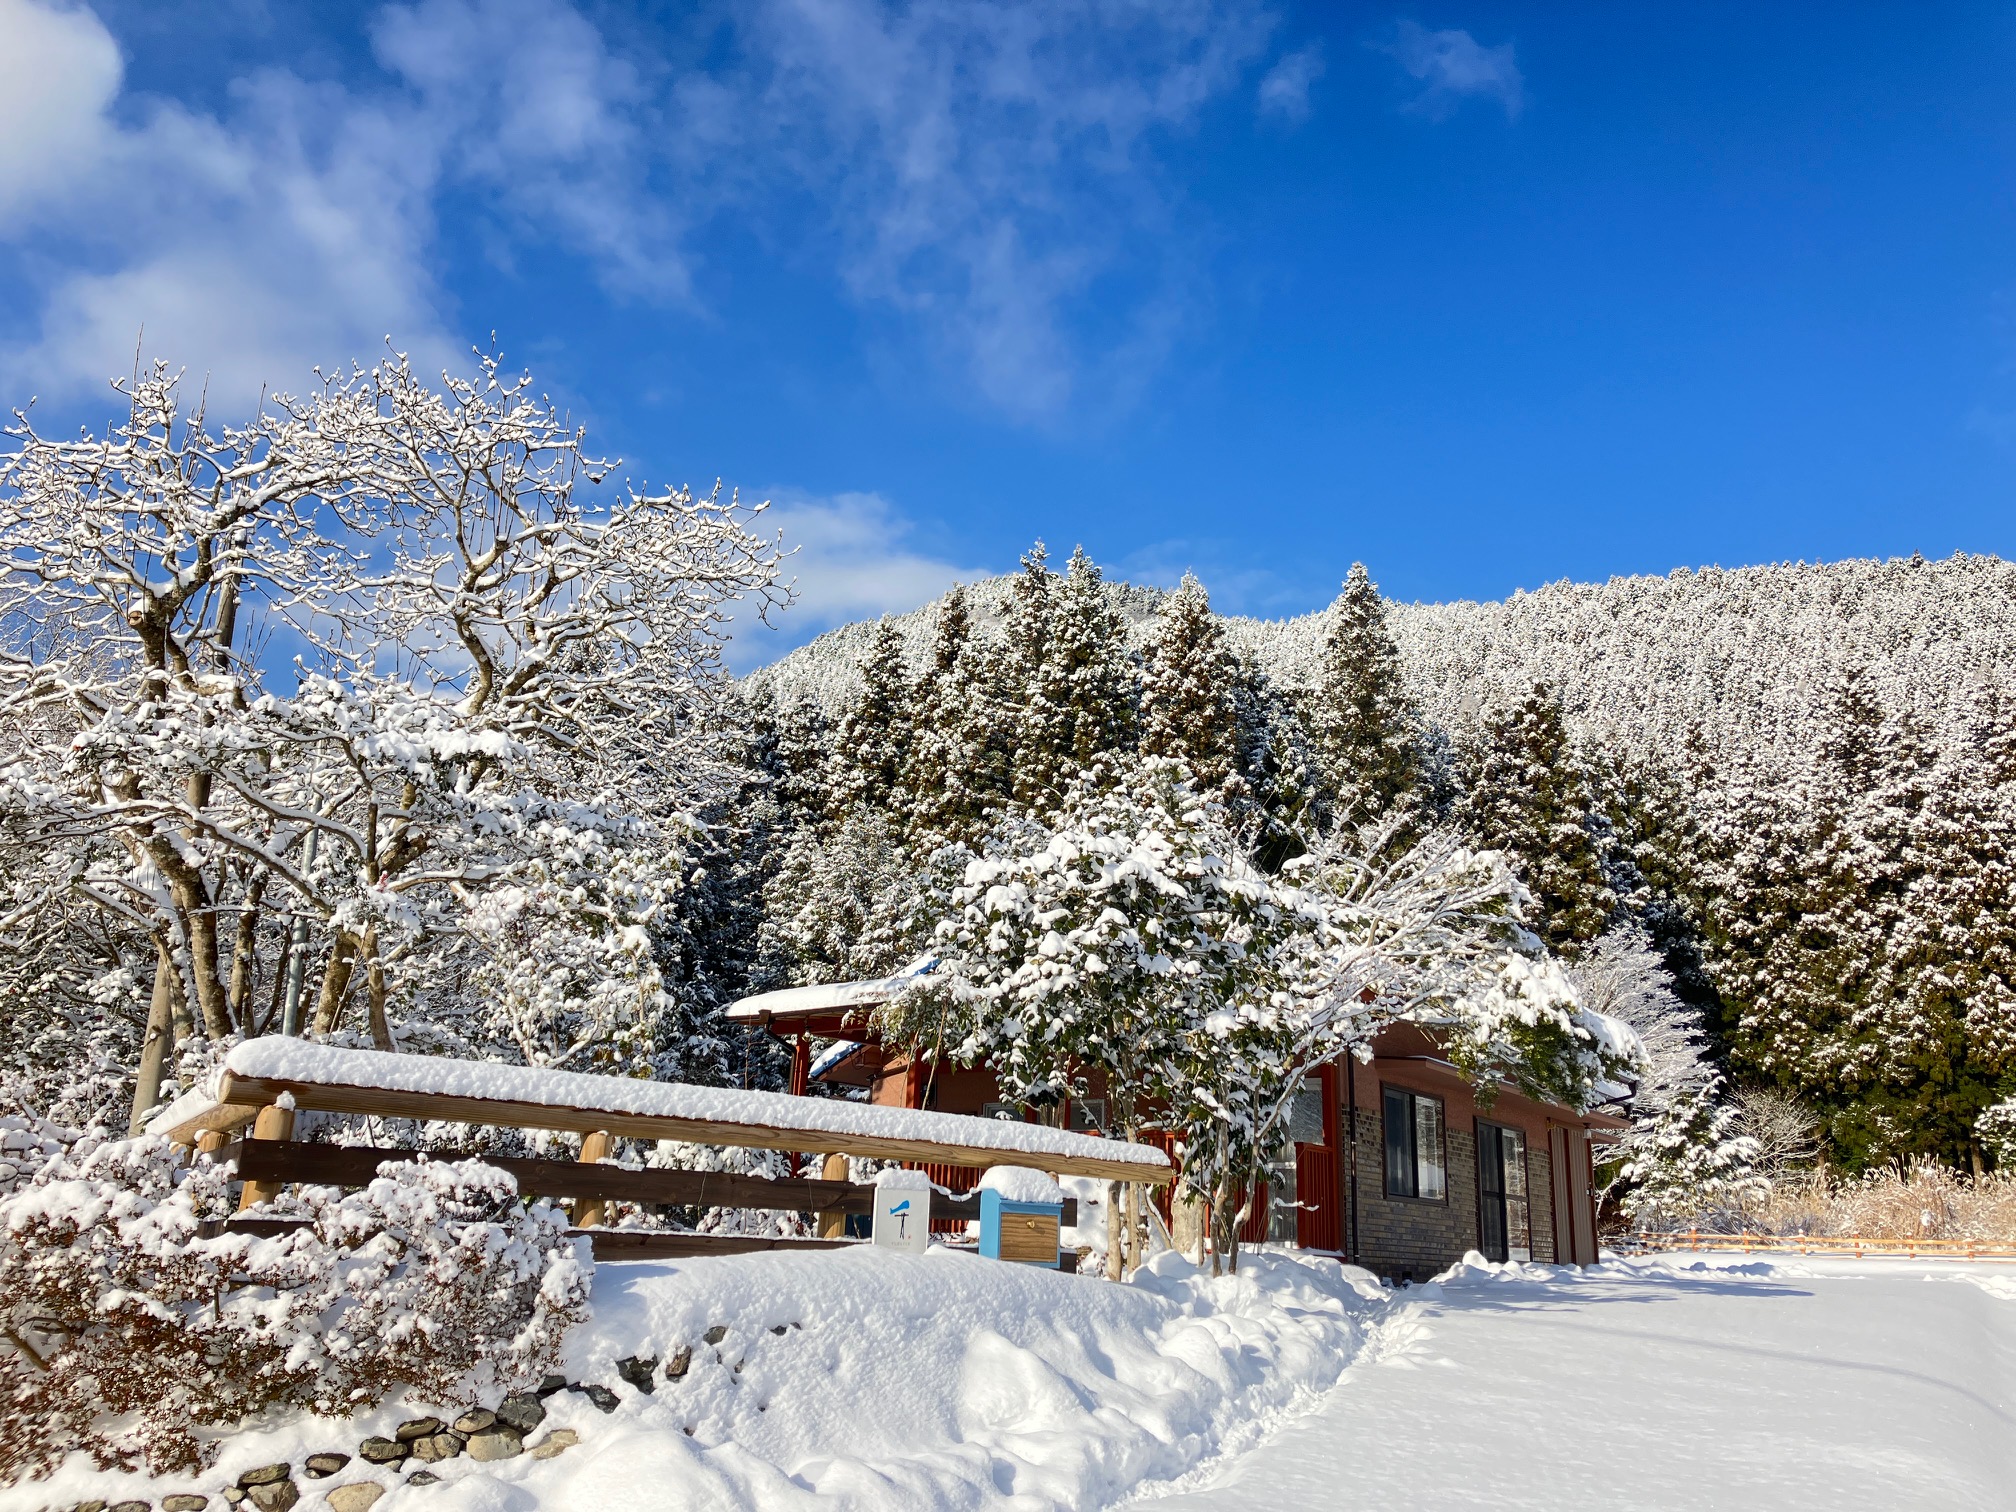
[1476, 1117, 1533, 1262]
[1381, 1084, 1448, 1205]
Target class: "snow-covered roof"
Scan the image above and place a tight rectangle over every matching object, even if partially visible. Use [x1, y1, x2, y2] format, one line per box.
[153, 1039, 1171, 1182]
[728, 956, 937, 1024]
[809, 1040, 864, 1079]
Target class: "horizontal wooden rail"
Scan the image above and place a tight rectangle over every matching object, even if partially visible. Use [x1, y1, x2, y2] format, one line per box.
[184, 1070, 1167, 1184]
[195, 1218, 860, 1261]
[220, 1139, 1075, 1225]
[1623, 1229, 2016, 1262]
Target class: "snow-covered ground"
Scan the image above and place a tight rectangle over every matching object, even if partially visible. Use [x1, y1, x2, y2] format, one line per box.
[15, 1248, 2014, 1511]
[1149, 1253, 2016, 1511]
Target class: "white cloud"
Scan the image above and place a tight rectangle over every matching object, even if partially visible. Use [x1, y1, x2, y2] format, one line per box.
[0, 0, 1283, 425]
[723, 490, 994, 669]
[1381, 20, 1524, 121]
[1257, 43, 1325, 124]
[1115, 537, 1317, 618]
[741, 0, 1278, 422]
[0, 0, 664, 409]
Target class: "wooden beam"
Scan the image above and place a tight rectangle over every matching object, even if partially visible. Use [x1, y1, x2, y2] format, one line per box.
[199, 1072, 1171, 1184]
[224, 1139, 1074, 1224]
[236, 1103, 295, 1211]
[580, 1231, 857, 1261]
[573, 1130, 614, 1229]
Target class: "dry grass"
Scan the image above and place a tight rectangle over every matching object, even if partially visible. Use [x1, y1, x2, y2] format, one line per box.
[1643, 1161, 2016, 1243]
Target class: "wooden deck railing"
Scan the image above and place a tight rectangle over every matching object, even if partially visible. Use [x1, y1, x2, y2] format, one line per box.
[1620, 1229, 2016, 1262]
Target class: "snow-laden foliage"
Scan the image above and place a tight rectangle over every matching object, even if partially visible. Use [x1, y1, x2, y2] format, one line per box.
[751, 549, 2016, 1174]
[0, 1138, 589, 1480]
[0, 349, 786, 1126]
[1568, 925, 1759, 1221]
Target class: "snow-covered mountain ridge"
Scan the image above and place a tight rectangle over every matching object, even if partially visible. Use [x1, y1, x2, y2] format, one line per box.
[746, 551, 2016, 770]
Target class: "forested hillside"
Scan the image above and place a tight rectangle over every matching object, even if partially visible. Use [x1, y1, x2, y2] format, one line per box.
[745, 549, 2016, 1174]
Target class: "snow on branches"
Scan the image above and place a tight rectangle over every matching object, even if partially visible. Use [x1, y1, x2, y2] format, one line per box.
[0, 348, 788, 1120]
[0, 1137, 589, 1479]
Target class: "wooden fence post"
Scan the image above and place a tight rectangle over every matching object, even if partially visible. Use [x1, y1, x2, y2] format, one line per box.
[572, 1130, 614, 1229]
[237, 1103, 296, 1211]
[817, 1152, 850, 1239]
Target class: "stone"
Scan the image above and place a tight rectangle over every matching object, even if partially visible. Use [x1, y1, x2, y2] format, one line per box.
[239, 1466, 292, 1489]
[569, 1383, 619, 1413]
[452, 1410, 495, 1434]
[408, 1433, 464, 1463]
[67, 1502, 105, 1512]
[405, 1472, 440, 1487]
[662, 1347, 692, 1381]
[221, 1490, 245, 1506]
[245, 1480, 299, 1512]
[356, 1438, 408, 1465]
[768, 1325, 788, 1336]
[614, 1356, 657, 1394]
[304, 1452, 351, 1478]
[495, 1394, 546, 1433]
[529, 1429, 579, 1461]
[164, 1497, 209, 1511]
[394, 1417, 443, 1443]
[701, 1325, 728, 1346]
[325, 1486, 386, 1512]
[535, 1373, 569, 1398]
[465, 1429, 523, 1463]
[109, 1502, 151, 1512]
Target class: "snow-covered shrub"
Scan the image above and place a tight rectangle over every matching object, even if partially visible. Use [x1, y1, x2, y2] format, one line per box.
[0, 1111, 69, 1196]
[1976, 1098, 2016, 1168]
[0, 1138, 590, 1481]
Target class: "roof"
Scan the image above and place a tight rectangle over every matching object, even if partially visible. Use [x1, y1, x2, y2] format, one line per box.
[727, 955, 937, 1024]
[149, 1039, 1172, 1183]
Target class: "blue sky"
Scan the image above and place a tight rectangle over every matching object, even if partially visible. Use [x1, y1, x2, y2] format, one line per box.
[4, 1, 2015, 663]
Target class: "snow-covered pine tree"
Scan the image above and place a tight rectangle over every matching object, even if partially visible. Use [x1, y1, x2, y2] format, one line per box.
[832, 617, 914, 816]
[1009, 546, 1138, 808]
[900, 584, 1009, 843]
[1306, 564, 1423, 828]
[1140, 572, 1247, 800]
[1567, 924, 1756, 1222]
[1460, 683, 1617, 952]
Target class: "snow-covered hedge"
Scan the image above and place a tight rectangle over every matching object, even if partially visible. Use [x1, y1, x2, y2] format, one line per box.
[0, 1139, 590, 1481]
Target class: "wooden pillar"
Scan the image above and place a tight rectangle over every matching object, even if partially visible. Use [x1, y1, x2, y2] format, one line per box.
[195, 1129, 230, 1157]
[572, 1130, 614, 1229]
[788, 1032, 812, 1097]
[817, 1151, 850, 1239]
[236, 1104, 296, 1211]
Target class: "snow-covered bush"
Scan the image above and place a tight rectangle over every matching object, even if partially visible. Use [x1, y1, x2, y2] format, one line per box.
[1976, 1098, 2016, 1169]
[0, 1138, 590, 1481]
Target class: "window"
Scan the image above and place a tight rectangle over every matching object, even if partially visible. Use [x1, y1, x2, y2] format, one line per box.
[1067, 1098, 1108, 1134]
[1477, 1122, 1531, 1262]
[1383, 1087, 1446, 1200]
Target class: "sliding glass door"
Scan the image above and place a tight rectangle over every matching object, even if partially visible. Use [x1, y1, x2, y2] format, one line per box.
[1476, 1122, 1531, 1263]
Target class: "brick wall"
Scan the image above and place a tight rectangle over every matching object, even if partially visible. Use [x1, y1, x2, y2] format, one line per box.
[1528, 1143, 1556, 1264]
[1345, 1107, 1480, 1281]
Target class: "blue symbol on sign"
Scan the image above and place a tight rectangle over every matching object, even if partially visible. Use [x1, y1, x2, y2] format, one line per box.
[889, 1197, 912, 1239]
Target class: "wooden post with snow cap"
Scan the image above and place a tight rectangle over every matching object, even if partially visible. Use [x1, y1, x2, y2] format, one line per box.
[573, 1129, 615, 1228]
[236, 1102, 296, 1211]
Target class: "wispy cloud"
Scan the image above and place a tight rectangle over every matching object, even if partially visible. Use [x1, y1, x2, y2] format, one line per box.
[1115, 536, 1323, 618]
[1380, 20, 1524, 121]
[0, 0, 661, 408]
[0, 0, 1287, 425]
[1258, 42, 1325, 124]
[724, 490, 994, 670]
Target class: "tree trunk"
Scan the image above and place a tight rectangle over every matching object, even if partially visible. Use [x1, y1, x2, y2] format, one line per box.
[1104, 1180, 1125, 1280]
[126, 941, 176, 1136]
[227, 872, 266, 1034]
[311, 932, 358, 1037]
[363, 925, 393, 1050]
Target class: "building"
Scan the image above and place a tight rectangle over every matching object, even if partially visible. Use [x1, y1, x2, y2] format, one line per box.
[729, 969, 1619, 1278]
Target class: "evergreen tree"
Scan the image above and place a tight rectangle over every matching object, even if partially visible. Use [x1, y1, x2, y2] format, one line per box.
[902, 584, 1008, 843]
[1307, 563, 1422, 826]
[1461, 683, 1616, 952]
[1139, 572, 1245, 798]
[832, 618, 913, 814]
[1007, 544, 1137, 808]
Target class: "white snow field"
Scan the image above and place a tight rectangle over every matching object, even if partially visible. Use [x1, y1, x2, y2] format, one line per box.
[1148, 1254, 2016, 1512]
[12, 1249, 2014, 1511]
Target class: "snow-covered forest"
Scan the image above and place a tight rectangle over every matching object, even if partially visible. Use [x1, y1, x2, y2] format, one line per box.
[743, 547, 2016, 1182]
[4, 352, 2013, 1223]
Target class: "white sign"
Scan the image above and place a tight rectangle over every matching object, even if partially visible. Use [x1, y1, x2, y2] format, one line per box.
[872, 1182, 931, 1253]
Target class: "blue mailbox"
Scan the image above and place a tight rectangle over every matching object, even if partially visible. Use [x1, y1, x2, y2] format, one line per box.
[978, 1186, 1065, 1267]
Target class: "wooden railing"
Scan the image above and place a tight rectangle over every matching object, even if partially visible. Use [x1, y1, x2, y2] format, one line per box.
[1620, 1229, 2016, 1262]
[208, 1138, 1076, 1260]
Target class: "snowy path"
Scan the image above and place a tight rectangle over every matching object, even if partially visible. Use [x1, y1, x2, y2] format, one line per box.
[1145, 1257, 2016, 1511]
